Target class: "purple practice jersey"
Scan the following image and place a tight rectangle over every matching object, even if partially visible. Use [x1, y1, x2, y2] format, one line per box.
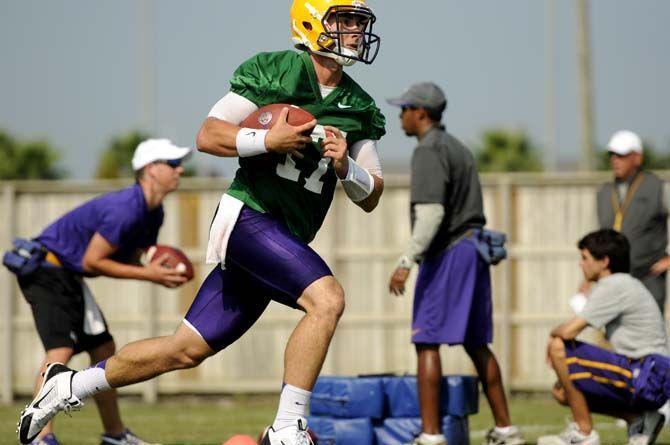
[36, 184, 163, 274]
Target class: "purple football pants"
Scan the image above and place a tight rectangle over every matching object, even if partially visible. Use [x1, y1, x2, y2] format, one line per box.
[565, 340, 663, 412]
[184, 206, 332, 351]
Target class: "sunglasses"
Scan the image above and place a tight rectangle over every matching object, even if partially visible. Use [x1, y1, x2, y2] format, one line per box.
[401, 105, 417, 113]
[155, 159, 183, 168]
[608, 152, 633, 159]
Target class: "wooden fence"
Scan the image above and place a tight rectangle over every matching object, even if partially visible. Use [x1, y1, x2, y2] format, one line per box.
[1, 172, 666, 404]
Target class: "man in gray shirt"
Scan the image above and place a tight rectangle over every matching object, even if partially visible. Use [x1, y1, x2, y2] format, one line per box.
[540, 229, 670, 445]
[386, 82, 523, 445]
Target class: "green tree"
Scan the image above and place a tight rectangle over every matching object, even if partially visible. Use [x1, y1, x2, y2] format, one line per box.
[0, 130, 64, 179]
[596, 139, 670, 171]
[96, 131, 197, 178]
[475, 128, 543, 172]
[95, 131, 150, 179]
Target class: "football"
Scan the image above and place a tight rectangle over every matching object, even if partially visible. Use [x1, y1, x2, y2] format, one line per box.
[146, 244, 194, 280]
[240, 103, 315, 133]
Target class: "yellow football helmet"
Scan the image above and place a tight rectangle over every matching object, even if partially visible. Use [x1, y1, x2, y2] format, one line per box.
[290, 0, 380, 66]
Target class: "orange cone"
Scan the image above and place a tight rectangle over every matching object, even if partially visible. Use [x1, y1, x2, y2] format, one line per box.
[221, 434, 257, 445]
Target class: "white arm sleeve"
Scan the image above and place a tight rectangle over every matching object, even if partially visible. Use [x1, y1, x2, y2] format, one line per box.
[207, 92, 258, 125]
[349, 139, 383, 178]
[402, 203, 445, 263]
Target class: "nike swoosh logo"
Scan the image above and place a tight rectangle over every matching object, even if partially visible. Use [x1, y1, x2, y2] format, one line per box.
[295, 402, 306, 405]
[34, 386, 54, 408]
[337, 103, 352, 109]
[246, 131, 256, 137]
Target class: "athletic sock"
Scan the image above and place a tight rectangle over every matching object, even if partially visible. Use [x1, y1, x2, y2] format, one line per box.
[71, 361, 112, 399]
[272, 384, 311, 431]
[418, 432, 447, 444]
[494, 425, 513, 435]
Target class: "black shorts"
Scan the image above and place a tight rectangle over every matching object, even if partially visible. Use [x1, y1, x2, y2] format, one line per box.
[18, 266, 113, 354]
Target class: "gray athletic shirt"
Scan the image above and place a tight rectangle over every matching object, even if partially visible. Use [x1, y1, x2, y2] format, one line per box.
[410, 126, 486, 257]
[581, 273, 669, 358]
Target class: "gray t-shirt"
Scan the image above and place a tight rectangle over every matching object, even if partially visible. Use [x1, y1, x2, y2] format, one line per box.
[410, 126, 486, 257]
[581, 273, 669, 358]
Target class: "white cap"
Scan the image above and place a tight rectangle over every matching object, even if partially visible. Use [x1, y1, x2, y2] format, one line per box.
[131, 138, 192, 171]
[607, 130, 643, 156]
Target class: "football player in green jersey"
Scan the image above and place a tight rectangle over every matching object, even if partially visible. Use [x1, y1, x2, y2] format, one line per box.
[17, 1, 385, 445]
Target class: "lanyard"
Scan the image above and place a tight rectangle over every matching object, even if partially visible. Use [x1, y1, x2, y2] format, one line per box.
[610, 171, 645, 232]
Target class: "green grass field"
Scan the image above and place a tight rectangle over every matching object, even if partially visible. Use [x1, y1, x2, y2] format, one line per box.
[2, 395, 669, 445]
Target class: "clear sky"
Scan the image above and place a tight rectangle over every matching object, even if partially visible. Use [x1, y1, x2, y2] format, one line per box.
[2, 0, 669, 178]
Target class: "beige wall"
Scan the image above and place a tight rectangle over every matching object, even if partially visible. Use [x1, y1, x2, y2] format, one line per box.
[1, 173, 666, 403]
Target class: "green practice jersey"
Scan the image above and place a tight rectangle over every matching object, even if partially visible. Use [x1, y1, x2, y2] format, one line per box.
[226, 50, 386, 243]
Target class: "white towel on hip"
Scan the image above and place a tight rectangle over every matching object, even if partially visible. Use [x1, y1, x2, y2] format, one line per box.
[205, 193, 244, 269]
[79, 278, 106, 335]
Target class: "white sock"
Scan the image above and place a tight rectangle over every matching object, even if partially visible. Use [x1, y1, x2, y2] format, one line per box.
[494, 425, 513, 435]
[272, 384, 311, 431]
[71, 367, 112, 399]
[419, 432, 447, 444]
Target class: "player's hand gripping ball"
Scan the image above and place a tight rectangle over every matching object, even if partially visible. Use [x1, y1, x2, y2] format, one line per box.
[241, 104, 318, 159]
[146, 244, 194, 281]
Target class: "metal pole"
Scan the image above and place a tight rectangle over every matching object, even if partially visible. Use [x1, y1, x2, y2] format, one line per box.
[499, 178, 513, 395]
[576, 0, 595, 170]
[545, 0, 558, 171]
[139, 0, 156, 135]
[2, 184, 16, 404]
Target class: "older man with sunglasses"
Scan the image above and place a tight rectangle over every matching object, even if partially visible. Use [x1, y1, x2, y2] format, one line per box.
[5, 138, 191, 445]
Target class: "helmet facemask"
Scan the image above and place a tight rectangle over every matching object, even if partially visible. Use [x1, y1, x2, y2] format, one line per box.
[316, 5, 380, 66]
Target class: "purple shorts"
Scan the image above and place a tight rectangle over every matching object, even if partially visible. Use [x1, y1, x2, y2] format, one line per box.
[184, 207, 332, 351]
[412, 236, 492, 346]
[565, 340, 662, 411]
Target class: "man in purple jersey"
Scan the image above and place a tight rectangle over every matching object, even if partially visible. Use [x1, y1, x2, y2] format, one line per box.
[387, 82, 524, 445]
[539, 230, 669, 445]
[6, 139, 191, 445]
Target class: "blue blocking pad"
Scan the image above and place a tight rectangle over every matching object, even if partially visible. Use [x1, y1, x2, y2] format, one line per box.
[383, 375, 479, 417]
[310, 376, 385, 419]
[374, 416, 470, 445]
[444, 375, 479, 416]
[307, 416, 375, 445]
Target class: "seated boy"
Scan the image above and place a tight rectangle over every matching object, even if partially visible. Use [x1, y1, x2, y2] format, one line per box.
[539, 229, 670, 445]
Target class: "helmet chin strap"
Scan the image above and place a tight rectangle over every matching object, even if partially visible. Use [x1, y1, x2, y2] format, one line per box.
[333, 46, 358, 66]
[313, 43, 359, 67]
